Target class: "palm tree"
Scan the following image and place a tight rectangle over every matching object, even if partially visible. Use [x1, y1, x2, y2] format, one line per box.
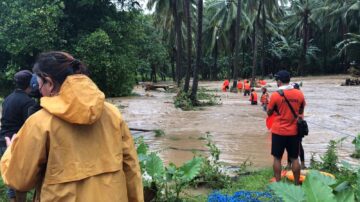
[205, 0, 283, 81]
[321, 0, 360, 72]
[205, 0, 252, 82]
[183, 0, 192, 92]
[286, 0, 322, 76]
[336, 33, 360, 55]
[231, 0, 242, 90]
[191, 0, 203, 104]
[260, 0, 288, 76]
[250, 1, 263, 87]
[147, 0, 184, 86]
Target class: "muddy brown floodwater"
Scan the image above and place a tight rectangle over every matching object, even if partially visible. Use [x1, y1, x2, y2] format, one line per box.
[109, 75, 360, 168]
[0, 75, 358, 168]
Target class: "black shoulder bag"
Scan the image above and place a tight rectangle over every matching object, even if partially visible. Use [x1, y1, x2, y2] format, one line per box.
[278, 90, 309, 138]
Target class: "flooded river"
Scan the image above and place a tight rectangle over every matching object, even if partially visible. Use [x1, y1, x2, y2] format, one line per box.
[110, 75, 360, 168]
[0, 75, 358, 168]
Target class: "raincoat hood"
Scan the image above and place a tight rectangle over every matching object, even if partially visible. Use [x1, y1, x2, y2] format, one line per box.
[40, 75, 105, 125]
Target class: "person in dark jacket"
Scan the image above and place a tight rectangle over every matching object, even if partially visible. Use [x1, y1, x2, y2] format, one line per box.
[0, 70, 35, 202]
[27, 74, 42, 115]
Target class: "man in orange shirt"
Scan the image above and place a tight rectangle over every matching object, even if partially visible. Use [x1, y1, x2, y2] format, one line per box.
[260, 87, 269, 111]
[249, 89, 257, 105]
[243, 81, 251, 96]
[222, 79, 230, 92]
[237, 80, 243, 93]
[267, 70, 305, 185]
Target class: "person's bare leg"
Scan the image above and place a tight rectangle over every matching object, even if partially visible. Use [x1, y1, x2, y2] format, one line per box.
[301, 161, 306, 169]
[291, 158, 300, 185]
[15, 191, 27, 202]
[273, 157, 282, 181]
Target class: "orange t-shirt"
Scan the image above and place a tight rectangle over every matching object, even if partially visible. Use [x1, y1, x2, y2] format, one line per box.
[268, 89, 305, 136]
[250, 92, 258, 102]
[223, 80, 229, 87]
[237, 82, 243, 89]
[260, 92, 269, 104]
[244, 83, 251, 90]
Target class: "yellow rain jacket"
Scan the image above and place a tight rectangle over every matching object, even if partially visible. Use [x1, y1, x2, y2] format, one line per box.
[1, 75, 144, 202]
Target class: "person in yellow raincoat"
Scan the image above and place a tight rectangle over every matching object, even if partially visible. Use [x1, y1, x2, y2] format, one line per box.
[1, 51, 144, 202]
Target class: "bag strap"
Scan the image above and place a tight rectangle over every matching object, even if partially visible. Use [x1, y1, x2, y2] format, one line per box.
[277, 90, 298, 119]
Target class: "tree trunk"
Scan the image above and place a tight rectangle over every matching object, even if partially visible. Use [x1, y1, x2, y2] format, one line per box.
[323, 28, 327, 73]
[173, 0, 182, 87]
[242, 41, 245, 74]
[340, 19, 348, 73]
[231, 0, 242, 89]
[228, 25, 235, 80]
[183, 0, 192, 92]
[212, 38, 218, 81]
[190, 0, 203, 104]
[171, 47, 176, 81]
[298, 10, 309, 76]
[261, 2, 266, 77]
[251, 1, 262, 87]
[151, 64, 157, 83]
[251, 29, 258, 87]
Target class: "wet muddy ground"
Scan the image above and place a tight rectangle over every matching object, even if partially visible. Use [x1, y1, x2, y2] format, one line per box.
[109, 75, 360, 168]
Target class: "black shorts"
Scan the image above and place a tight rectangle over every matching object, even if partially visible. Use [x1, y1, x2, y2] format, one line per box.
[271, 134, 300, 159]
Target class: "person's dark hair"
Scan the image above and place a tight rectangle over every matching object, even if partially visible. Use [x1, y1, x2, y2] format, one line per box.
[33, 51, 89, 88]
[14, 70, 33, 90]
[292, 83, 300, 90]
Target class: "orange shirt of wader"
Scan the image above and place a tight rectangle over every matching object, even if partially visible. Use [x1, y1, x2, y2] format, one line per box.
[244, 83, 251, 90]
[267, 89, 306, 136]
[250, 92, 258, 102]
[259, 80, 266, 85]
[260, 93, 269, 104]
[237, 82, 243, 89]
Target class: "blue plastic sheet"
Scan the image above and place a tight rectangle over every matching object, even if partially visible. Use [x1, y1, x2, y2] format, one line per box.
[208, 190, 275, 202]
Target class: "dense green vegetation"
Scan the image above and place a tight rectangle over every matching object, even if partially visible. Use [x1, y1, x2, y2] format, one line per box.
[1, 0, 360, 99]
[0, 0, 168, 96]
[0, 134, 359, 201]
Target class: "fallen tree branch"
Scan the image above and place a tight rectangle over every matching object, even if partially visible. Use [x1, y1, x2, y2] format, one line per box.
[129, 128, 154, 132]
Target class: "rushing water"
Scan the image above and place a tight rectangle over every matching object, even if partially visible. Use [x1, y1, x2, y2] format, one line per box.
[0, 75, 358, 168]
[111, 75, 360, 168]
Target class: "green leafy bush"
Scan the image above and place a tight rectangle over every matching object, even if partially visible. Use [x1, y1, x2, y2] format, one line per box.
[320, 140, 340, 173]
[174, 89, 221, 111]
[174, 90, 194, 111]
[135, 137, 204, 201]
[272, 139, 360, 202]
[197, 88, 222, 107]
[75, 29, 135, 97]
[351, 134, 360, 159]
[310, 139, 343, 173]
[154, 129, 165, 137]
[192, 134, 231, 189]
[270, 170, 356, 202]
